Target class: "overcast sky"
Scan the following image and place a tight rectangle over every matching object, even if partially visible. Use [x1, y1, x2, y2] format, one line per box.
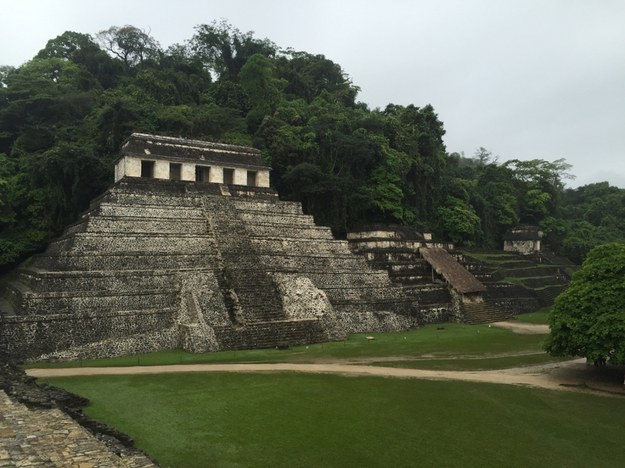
[2, 0, 624, 188]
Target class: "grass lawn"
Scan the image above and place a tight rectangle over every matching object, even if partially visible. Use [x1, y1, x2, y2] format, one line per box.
[42, 373, 625, 468]
[26, 324, 557, 371]
[514, 310, 550, 325]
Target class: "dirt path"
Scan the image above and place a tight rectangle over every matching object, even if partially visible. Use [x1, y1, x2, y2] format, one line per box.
[27, 358, 625, 397]
[489, 321, 550, 334]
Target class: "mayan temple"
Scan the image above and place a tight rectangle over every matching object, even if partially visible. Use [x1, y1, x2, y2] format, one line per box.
[0, 133, 461, 361]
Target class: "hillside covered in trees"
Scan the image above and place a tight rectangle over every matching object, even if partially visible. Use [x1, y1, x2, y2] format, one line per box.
[1, 22, 624, 268]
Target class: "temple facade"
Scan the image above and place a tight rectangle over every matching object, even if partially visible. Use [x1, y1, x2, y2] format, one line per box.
[114, 133, 271, 187]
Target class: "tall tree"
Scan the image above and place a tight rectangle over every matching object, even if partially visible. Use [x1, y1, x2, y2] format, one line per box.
[190, 20, 277, 81]
[96, 25, 161, 68]
[545, 243, 625, 364]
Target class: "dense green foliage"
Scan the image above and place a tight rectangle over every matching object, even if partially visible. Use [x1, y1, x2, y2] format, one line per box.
[44, 373, 625, 467]
[1, 22, 624, 267]
[545, 243, 625, 364]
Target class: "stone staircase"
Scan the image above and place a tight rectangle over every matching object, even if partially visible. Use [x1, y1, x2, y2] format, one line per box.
[203, 195, 286, 324]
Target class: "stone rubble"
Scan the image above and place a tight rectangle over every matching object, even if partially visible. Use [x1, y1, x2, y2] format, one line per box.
[0, 390, 156, 467]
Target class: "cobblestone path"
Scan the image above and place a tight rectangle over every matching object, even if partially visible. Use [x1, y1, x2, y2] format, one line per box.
[0, 390, 156, 467]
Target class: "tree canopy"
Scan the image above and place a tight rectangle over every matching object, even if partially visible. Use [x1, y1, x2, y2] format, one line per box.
[0, 21, 624, 269]
[545, 243, 625, 365]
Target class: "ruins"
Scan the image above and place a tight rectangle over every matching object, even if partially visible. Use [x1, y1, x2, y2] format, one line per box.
[0, 134, 440, 361]
[0, 134, 566, 361]
[503, 225, 543, 255]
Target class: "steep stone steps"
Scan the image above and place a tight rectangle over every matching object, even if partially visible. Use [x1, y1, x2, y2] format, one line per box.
[214, 319, 329, 350]
[96, 202, 204, 219]
[203, 196, 286, 324]
[461, 302, 512, 324]
[246, 224, 335, 240]
[33, 252, 216, 271]
[15, 268, 188, 292]
[257, 253, 371, 271]
[47, 233, 213, 254]
[250, 237, 352, 255]
[85, 216, 208, 235]
[16, 289, 179, 315]
[237, 211, 318, 227]
[302, 271, 392, 288]
[232, 199, 304, 215]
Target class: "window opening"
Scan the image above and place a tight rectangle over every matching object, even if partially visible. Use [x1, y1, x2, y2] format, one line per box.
[195, 165, 210, 183]
[223, 168, 235, 185]
[247, 171, 257, 187]
[141, 160, 155, 178]
[170, 163, 182, 181]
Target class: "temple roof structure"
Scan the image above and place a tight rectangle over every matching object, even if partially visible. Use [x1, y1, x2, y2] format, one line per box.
[118, 133, 268, 169]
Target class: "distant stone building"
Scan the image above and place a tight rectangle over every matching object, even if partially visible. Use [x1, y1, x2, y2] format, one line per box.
[503, 225, 543, 255]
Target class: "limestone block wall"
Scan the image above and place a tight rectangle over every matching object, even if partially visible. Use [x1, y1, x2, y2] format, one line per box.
[1, 310, 176, 359]
[114, 156, 141, 181]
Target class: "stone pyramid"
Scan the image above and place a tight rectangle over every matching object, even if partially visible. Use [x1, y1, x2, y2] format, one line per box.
[0, 134, 443, 361]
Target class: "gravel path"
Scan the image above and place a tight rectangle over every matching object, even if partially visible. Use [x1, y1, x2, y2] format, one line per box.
[489, 321, 550, 334]
[26, 358, 625, 397]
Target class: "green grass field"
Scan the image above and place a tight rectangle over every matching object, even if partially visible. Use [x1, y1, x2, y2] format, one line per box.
[26, 324, 557, 371]
[36, 323, 625, 467]
[42, 372, 625, 468]
[514, 310, 550, 324]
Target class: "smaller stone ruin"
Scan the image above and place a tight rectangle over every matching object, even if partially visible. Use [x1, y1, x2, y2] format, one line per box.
[503, 225, 543, 255]
[347, 225, 511, 324]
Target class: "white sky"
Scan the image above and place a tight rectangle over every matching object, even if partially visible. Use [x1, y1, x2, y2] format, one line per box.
[2, 0, 625, 188]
